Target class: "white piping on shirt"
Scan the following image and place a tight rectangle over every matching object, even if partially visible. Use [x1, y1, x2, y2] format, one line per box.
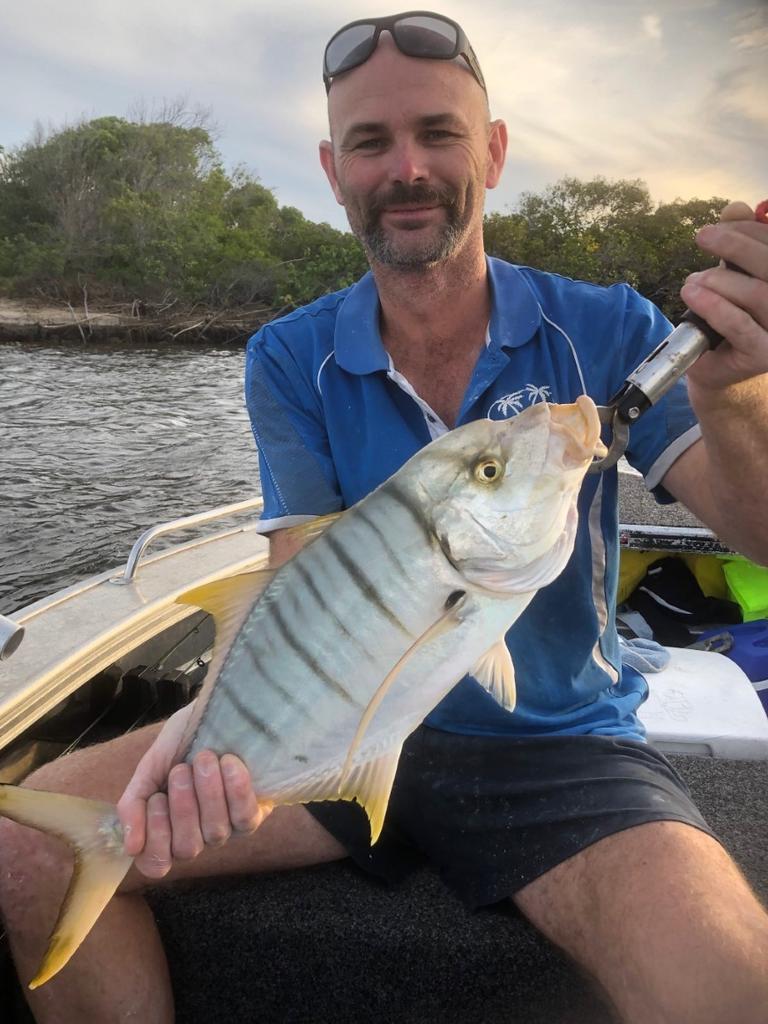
[316, 351, 334, 396]
[588, 476, 620, 684]
[537, 305, 588, 396]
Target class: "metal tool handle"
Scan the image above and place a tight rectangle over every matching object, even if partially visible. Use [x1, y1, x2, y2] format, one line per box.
[613, 199, 768, 415]
[587, 200, 767, 475]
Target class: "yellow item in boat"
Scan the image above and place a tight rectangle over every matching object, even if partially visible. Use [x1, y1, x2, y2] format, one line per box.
[722, 558, 768, 621]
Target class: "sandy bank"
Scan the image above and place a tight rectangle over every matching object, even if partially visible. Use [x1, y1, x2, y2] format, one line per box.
[0, 297, 269, 344]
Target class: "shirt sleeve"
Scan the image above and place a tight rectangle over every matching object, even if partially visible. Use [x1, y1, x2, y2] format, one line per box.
[245, 325, 343, 533]
[614, 286, 701, 503]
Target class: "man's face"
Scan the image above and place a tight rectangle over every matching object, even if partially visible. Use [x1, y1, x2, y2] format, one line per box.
[320, 35, 505, 270]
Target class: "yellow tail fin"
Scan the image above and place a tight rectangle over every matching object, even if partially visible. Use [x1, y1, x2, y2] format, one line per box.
[0, 785, 133, 988]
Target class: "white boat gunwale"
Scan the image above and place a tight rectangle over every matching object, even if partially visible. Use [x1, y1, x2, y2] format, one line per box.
[0, 499, 269, 750]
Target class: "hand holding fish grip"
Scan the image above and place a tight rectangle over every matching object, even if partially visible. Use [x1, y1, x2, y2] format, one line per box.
[609, 200, 768, 420]
[678, 200, 768, 349]
[587, 200, 768, 473]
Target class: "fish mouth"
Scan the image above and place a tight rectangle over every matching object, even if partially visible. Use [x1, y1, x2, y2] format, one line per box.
[549, 396, 607, 467]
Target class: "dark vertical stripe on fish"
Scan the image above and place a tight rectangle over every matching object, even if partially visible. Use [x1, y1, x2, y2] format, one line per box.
[186, 710, 230, 755]
[356, 508, 409, 575]
[324, 532, 413, 637]
[270, 598, 361, 708]
[383, 482, 435, 546]
[215, 682, 280, 745]
[291, 559, 358, 646]
[235, 638, 315, 721]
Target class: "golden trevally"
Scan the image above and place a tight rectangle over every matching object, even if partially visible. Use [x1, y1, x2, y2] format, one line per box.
[0, 396, 606, 987]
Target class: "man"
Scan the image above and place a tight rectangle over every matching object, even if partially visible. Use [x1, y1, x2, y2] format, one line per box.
[1, 12, 767, 1024]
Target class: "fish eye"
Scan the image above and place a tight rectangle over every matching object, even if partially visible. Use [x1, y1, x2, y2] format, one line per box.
[473, 457, 504, 484]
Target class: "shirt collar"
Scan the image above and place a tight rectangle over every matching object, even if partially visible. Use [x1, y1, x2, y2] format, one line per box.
[333, 258, 542, 375]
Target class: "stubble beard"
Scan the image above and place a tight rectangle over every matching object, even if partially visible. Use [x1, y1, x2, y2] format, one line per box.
[344, 182, 478, 271]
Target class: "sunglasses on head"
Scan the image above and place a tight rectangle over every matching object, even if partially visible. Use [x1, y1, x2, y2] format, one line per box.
[323, 11, 487, 95]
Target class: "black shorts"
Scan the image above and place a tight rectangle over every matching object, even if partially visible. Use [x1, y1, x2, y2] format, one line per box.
[307, 726, 717, 909]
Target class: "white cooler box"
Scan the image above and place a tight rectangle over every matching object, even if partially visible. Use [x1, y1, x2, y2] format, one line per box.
[638, 647, 768, 759]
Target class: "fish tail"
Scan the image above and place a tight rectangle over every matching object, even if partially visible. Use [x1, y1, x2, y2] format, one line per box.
[0, 784, 133, 989]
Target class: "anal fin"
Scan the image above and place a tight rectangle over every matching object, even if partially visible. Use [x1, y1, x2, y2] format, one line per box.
[272, 746, 403, 846]
[338, 748, 402, 844]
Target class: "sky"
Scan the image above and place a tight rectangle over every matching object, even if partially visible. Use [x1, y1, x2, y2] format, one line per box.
[1, 0, 766, 231]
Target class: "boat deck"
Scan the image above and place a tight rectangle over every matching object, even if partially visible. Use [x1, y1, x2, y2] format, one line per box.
[5, 755, 766, 1024]
[122, 758, 768, 1021]
[4, 475, 767, 1022]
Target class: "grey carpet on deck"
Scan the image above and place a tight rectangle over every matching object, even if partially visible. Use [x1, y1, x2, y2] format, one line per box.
[143, 755, 766, 1024]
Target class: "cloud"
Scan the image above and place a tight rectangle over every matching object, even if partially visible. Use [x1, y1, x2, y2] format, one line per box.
[642, 13, 663, 40]
[0, 0, 765, 229]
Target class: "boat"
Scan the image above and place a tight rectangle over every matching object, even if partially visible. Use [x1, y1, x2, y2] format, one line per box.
[1, 481, 767, 1023]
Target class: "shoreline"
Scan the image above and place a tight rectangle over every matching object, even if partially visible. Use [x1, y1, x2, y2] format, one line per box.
[0, 297, 272, 344]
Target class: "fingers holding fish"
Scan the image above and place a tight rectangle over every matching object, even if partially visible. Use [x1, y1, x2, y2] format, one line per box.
[138, 792, 173, 879]
[221, 754, 271, 835]
[191, 751, 232, 847]
[117, 704, 196, 858]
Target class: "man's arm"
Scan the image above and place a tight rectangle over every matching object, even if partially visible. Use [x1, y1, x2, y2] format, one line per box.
[661, 426, 768, 564]
[658, 202, 768, 565]
[269, 525, 309, 568]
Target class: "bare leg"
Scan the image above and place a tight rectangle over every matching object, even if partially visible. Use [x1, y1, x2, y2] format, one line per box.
[0, 723, 347, 1024]
[514, 820, 768, 1024]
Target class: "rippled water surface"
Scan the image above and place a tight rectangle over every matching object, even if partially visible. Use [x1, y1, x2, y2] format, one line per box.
[1, 341, 260, 613]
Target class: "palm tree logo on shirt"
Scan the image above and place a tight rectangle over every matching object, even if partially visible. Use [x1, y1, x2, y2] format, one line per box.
[488, 384, 552, 420]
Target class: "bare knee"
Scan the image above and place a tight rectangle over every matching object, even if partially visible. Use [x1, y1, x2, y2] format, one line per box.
[515, 822, 768, 1024]
[0, 752, 84, 880]
[21, 722, 162, 802]
[0, 813, 73, 931]
[0, 731, 158, 917]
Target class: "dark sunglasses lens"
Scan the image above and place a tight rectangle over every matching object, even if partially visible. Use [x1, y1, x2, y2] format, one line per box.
[394, 16, 458, 58]
[325, 25, 378, 75]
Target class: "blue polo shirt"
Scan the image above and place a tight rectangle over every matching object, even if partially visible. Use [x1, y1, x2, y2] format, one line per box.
[244, 257, 700, 740]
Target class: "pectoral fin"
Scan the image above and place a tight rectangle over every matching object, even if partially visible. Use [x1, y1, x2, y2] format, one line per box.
[0, 785, 133, 989]
[472, 637, 516, 711]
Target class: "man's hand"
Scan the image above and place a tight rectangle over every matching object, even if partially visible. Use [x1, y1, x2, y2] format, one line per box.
[681, 201, 768, 393]
[117, 705, 272, 879]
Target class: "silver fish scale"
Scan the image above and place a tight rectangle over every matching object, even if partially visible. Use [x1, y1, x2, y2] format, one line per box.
[189, 483, 460, 792]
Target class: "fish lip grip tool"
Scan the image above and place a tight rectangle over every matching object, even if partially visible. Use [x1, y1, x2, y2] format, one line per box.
[588, 199, 768, 474]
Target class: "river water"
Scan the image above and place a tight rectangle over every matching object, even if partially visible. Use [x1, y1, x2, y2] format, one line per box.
[0, 341, 260, 614]
[0, 340, 702, 617]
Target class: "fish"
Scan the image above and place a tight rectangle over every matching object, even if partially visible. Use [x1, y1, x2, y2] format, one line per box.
[0, 396, 606, 988]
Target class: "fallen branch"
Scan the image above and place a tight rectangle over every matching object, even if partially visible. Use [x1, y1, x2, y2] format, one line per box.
[65, 302, 87, 343]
